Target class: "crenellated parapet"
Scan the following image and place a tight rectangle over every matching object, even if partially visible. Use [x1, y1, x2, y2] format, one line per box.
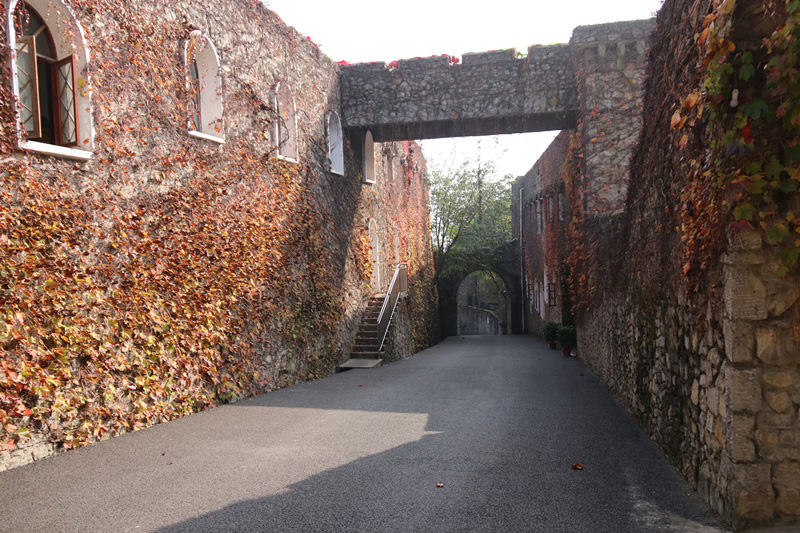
[570, 18, 652, 70]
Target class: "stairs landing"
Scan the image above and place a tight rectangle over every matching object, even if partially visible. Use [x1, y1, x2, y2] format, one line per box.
[338, 358, 383, 369]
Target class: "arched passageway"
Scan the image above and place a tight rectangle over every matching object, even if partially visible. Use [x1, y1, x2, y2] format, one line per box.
[457, 270, 509, 335]
[437, 241, 522, 337]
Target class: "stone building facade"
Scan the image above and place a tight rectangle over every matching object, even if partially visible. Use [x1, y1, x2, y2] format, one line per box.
[513, 20, 650, 336]
[513, 131, 572, 334]
[0, 0, 437, 470]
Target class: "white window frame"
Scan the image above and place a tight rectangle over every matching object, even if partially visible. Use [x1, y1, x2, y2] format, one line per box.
[327, 110, 344, 175]
[5, 0, 94, 160]
[363, 130, 375, 184]
[184, 30, 224, 144]
[274, 81, 298, 162]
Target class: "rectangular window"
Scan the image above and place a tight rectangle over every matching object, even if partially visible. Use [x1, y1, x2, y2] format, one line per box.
[54, 55, 79, 146]
[16, 37, 79, 148]
[16, 36, 41, 138]
[548, 282, 557, 306]
[547, 197, 556, 222]
[558, 193, 566, 221]
[188, 61, 202, 131]
[537, 201, 544, 233]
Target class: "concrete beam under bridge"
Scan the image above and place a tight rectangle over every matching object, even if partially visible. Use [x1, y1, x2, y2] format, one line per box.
[348, 112, 577, 143]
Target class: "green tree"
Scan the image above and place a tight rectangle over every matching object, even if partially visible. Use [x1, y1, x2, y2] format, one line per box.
[429, 159, 512, 282]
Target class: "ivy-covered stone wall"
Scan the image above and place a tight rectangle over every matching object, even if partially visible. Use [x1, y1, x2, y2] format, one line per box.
[563, 0, 800, 529]
[0, 0, 437, 471]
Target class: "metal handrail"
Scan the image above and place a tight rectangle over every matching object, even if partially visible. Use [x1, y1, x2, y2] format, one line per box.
[376, 263, 408, 353]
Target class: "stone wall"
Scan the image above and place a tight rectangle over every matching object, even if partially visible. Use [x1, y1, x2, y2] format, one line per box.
[0, 0, 436, 470]
[436, 241, 522, 337]
[571, 20, 651, 214]
[721, 231, 800, 528]
[549, 2, 800, 530]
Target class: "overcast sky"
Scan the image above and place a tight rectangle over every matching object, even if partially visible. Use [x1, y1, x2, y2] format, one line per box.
[266, 0, 664, 179]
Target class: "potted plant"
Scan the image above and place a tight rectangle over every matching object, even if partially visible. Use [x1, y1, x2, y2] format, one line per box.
[557, 325, 577, 357]
[543, 322, 560, 350]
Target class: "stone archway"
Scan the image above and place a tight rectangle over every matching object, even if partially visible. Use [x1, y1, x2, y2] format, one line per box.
[437, 241, 522, 337]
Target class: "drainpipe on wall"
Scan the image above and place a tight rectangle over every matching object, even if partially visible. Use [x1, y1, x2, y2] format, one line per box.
[519, 187, 525, 335]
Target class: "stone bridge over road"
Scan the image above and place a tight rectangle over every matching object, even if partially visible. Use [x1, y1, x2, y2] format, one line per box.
[340, 19, 653, 142]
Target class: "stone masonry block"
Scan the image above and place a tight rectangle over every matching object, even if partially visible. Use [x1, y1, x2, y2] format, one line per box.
[462, 49, 516, 66]
[396, 56, 450, 70]
[763, 370, 798, 389]
[774, 462, 800, 516]
[731, 415, 756, 463]
[780, 429, 800, 447]
[756, 326, 800, 366]
[725, 266, 768, 321]
[724, 320, 755, 363]
[756, 429, 780, 447]
[726, 367, 763, 414]
[734, 463, 775, 522]
[757, 408, 797, 429]
[766, 275, 800, 318]
[729, 228, 763, 251]
[765, 391, 793, 413]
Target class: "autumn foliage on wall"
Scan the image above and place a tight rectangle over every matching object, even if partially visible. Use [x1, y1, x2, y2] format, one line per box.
[363, 140, 439, 351]
[0, 0, 437, 461]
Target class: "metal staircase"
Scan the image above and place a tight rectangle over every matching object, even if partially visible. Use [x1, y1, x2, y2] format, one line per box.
[339, 264, 407, 370]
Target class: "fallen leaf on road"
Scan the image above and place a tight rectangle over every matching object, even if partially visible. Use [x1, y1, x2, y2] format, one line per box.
[571, 463, 584, 470]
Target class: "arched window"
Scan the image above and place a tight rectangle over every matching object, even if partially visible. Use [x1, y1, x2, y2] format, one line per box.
[363, 130, 375, 183]
[327, 111, 343, 175]
[184, 31, 224, 143]
[6, 0, 93, 160]
[275, 81, 298, 162]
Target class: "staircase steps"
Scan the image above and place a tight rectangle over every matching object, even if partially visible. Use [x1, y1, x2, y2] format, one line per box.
[338, 295, 391, 370]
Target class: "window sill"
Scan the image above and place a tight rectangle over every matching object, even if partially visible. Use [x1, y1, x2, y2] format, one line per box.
[188, 130, 225, 144]
[277, 154, 299, 164]
[363, 178, 376, 184]
[20, 140, 92, 161]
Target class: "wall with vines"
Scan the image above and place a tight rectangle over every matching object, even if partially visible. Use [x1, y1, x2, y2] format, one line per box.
[567, 0, 800, 528]
[0, 0, 437, 470]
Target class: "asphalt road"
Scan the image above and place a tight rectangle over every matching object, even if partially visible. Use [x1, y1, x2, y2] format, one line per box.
[0, 335, 729, 532]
